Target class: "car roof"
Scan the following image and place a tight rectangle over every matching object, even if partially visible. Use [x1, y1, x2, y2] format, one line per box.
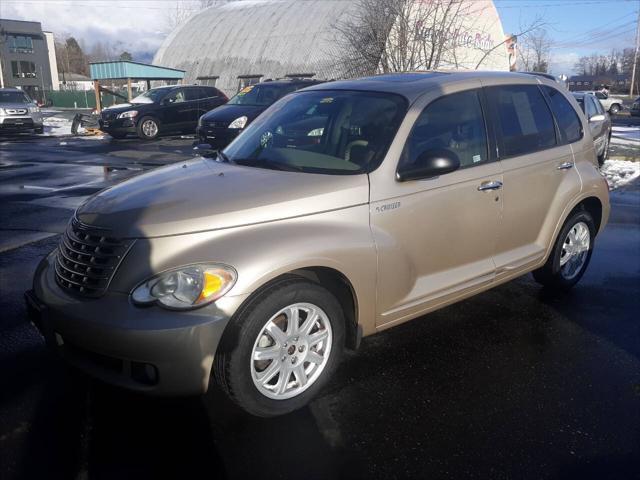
[304, 71, 545, 103]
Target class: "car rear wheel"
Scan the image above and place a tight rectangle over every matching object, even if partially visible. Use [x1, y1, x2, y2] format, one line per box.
[532, 209, 595, 290]
[214, 279, 345, 417]
[609, 104, 620, 115]
[136, 116, 160, 140]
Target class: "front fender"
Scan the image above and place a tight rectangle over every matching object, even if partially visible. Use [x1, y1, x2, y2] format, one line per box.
[110, 205, 377, 334]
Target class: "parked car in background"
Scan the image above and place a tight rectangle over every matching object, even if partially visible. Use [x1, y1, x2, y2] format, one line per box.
[197, 78, 323, 149]
[591, 91, 624, 115]
[99, 85, 227, 140]
[27, 72, 609, 417]
[572, 92, 611, 166]
[0, 88, 43, 134]
[631, 97, 640, 117]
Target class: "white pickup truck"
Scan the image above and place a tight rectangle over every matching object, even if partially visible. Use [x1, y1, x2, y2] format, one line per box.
[591, 91, 624, 114]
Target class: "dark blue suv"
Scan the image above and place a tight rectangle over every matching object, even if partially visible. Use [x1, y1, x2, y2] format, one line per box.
[196, 79, 323, 150]
[100, 85, 227, 140]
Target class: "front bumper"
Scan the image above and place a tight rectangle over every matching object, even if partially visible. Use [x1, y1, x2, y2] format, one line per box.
[196, 126, 240, 150]
[0, 115, 43, 131]
[99, 118, 137, 136]
[28, 251, 248, 396]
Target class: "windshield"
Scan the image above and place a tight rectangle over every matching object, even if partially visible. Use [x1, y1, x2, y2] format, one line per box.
[223, 90, 407, 175]
[131, 88, 171, 104]
[0, 91, 31, 104]
[227, 84, 297, 107]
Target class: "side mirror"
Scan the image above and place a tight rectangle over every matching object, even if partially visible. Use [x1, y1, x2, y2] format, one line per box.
[397, 148, 461, 182]
[589, 114, 605, 122]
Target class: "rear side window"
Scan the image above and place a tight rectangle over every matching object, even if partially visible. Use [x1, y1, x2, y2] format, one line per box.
[400, 89, 488, 169]
[184, 88, 202, 101]
[544, 86, 583, 144]
[487, 85, 556, 158]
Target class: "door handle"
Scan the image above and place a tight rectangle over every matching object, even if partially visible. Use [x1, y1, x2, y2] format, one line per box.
[478, 180, 503, 191]
[557, 162, 574, 170]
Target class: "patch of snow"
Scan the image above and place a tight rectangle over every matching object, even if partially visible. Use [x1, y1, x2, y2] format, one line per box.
[42, 116, 73, 136]
[601, 159, 640, 190]
[612, 125, 640, 142]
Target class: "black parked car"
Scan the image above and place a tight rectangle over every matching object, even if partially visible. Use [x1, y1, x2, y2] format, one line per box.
[197, 78, 323, 149]
[100, 85, 227, 140]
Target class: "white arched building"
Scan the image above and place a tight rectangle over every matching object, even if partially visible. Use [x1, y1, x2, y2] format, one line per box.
[154, 0, 509, 95]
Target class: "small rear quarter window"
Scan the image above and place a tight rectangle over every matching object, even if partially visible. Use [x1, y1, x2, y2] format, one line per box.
[544, 86, 583, 144]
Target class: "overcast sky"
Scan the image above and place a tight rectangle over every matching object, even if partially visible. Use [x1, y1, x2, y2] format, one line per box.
[1, 0, 638, 75]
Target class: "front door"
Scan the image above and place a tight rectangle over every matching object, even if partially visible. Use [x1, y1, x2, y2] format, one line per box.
[162, 88, 189, 129]
[370, 86, 502, 329]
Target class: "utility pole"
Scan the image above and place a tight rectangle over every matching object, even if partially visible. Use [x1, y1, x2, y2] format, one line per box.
[630, 7, 640, 97]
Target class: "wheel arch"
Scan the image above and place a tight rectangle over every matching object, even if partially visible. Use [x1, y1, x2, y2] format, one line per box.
[229, 266, 362, 351]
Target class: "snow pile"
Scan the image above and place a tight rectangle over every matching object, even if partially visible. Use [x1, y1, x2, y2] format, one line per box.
[601, 159, 640, 190]
[42, 116, 72, 136]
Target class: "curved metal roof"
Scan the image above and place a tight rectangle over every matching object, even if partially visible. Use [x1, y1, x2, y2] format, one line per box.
[153, 0, 358, 94]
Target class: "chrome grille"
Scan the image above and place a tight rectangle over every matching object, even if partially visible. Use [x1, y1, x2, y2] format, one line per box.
[54, 218, 130, 297]
[205, 120, 229, 128]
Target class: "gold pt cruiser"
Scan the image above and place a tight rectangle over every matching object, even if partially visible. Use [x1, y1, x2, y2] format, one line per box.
[27, 72, 610, 416]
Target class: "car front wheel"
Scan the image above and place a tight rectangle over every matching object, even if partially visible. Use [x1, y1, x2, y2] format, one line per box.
[214, 279, 345, 417]
[532, 209, 595, 290]
[609, 104, 620, 115]
[137, 116, 160, 140]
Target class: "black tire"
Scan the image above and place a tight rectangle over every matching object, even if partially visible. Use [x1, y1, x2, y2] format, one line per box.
[609, 104, 620, 115]
[214, 279, 345, 417]
[136, 116, 160, 140]
[34, 126, 44, 134]
[532, 209, 595, 291]
[597, 135, 609, 166]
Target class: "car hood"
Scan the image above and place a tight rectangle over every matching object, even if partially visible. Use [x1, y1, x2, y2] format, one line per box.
[77, 158, 369, 238]
[201, 104, 266, 123]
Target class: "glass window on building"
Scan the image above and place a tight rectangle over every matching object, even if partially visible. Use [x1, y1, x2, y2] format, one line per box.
[9, 35, 34, 54]
[11, 61, 37, 78]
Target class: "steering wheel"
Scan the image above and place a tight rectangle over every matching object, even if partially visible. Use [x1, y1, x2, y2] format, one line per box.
[345, 140, 369, 162]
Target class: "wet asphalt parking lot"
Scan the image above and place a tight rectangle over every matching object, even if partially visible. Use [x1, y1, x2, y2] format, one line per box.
[0, 130, 639, 480]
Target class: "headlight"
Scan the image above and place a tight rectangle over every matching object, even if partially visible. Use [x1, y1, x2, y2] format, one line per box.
[131, 264, 237, 310]
[117, 110, 138, 119]
[228, 116, 248, 129]
[29, 106, 41, 113]
[0, 108, 5, 115]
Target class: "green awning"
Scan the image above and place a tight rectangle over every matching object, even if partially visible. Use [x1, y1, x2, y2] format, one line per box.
[89, 61, 185, 81]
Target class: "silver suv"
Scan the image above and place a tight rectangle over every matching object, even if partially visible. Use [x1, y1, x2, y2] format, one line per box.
[0, 88, 43, 134]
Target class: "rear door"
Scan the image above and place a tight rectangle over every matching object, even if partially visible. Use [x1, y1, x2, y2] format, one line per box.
[484, 82, 581, 278]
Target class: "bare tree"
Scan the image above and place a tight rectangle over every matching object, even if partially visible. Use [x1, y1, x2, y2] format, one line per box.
[335, 0, 545, 76]
[518, 28, 552, 73]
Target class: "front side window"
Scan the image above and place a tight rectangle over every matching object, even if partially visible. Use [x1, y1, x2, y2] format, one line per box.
[227, 84, 297, 107]
[487, 84, 556, 158]
[544, 86, 582, 144]
[223, 90, 407, 175]
[165, 89, 185, 104]
[398, 89, 488, 171]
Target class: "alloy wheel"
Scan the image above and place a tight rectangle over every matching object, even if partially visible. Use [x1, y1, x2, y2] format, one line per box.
[142, 119, 158, 138]
[559, 221, 590, 280]
[250, 302, 333, 400]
